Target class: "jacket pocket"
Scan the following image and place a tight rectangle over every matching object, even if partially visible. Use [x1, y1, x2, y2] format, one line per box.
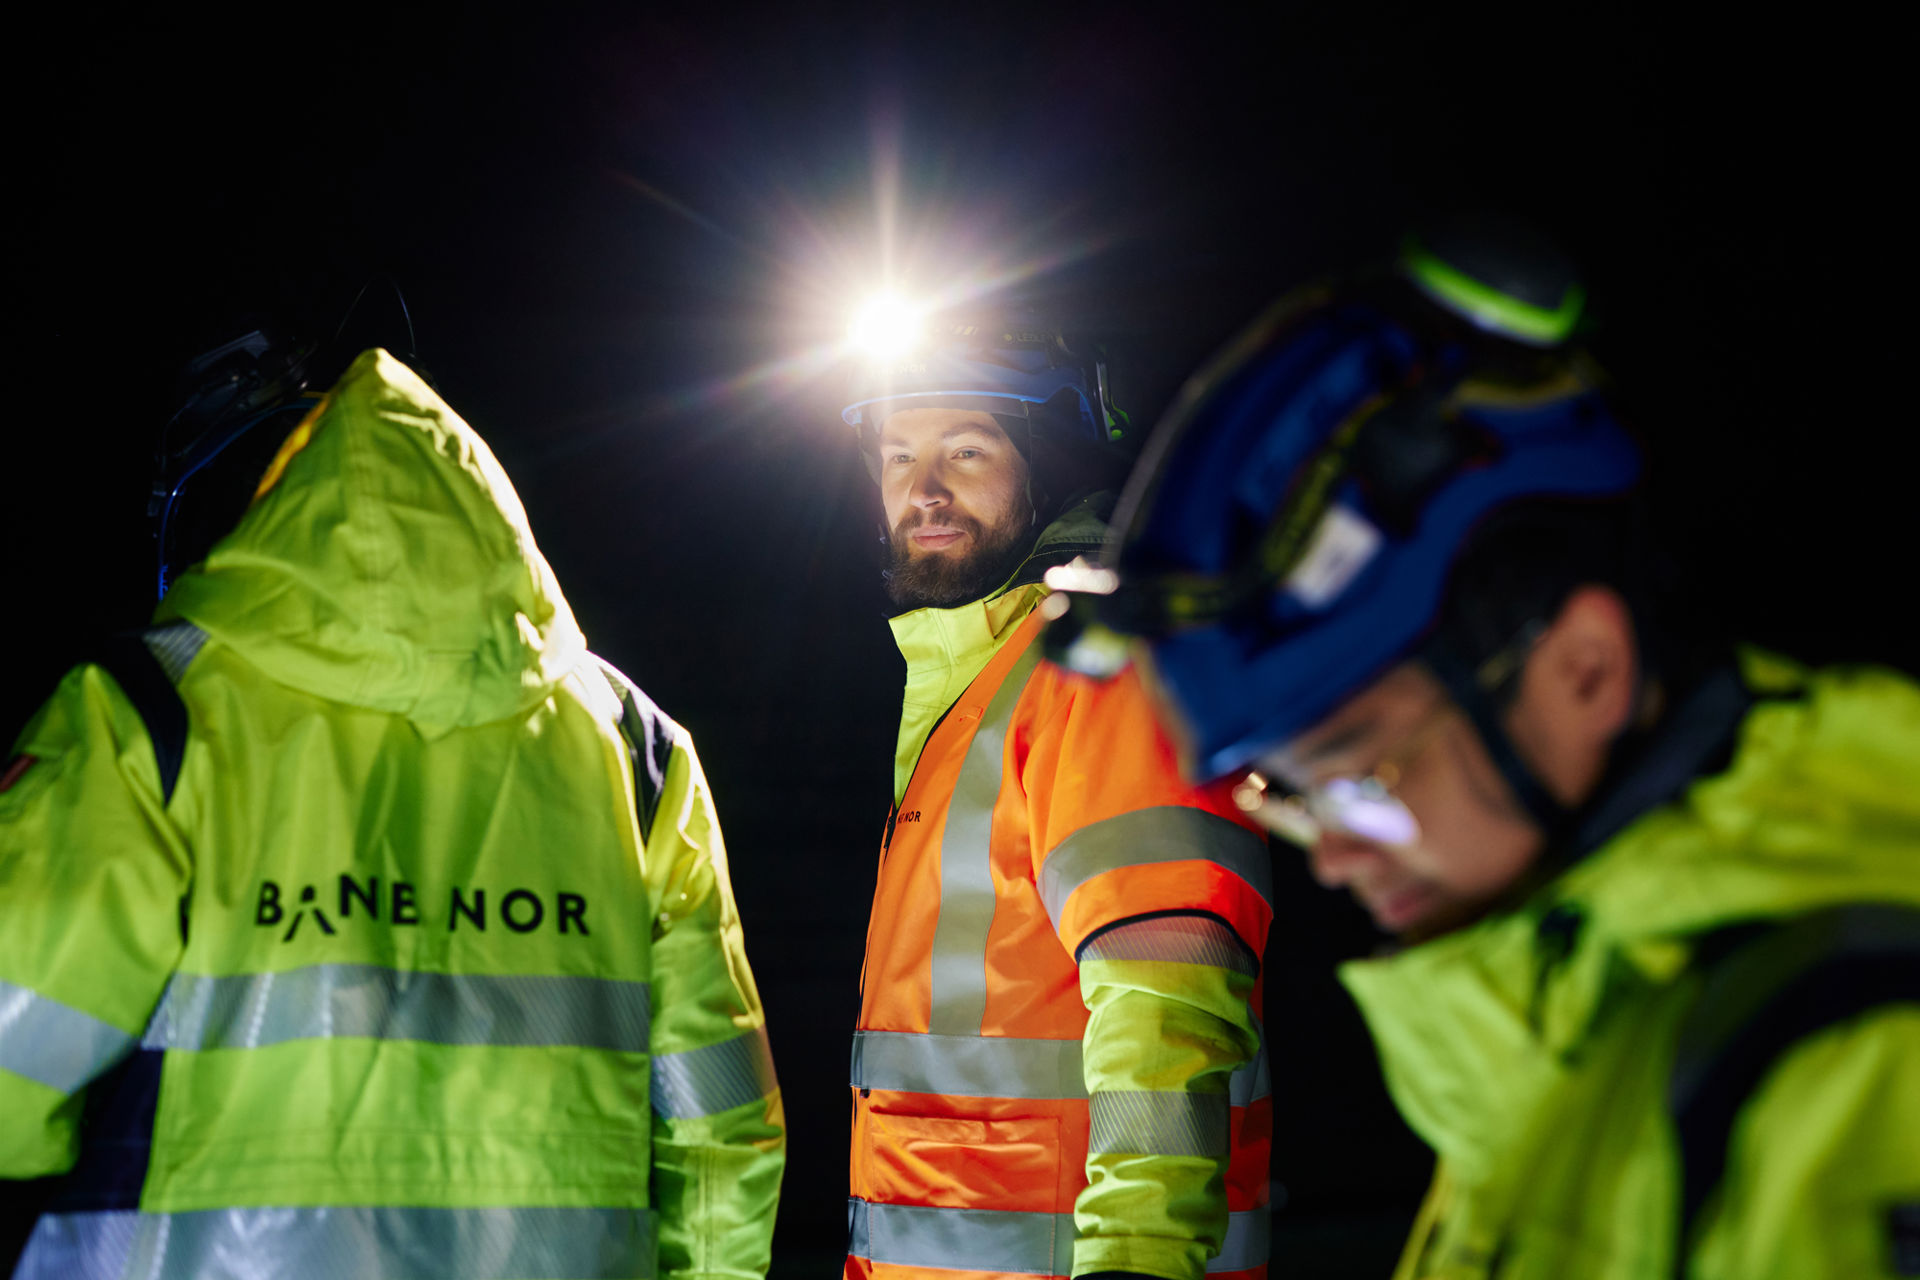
[864, 1107, 1062, 1212]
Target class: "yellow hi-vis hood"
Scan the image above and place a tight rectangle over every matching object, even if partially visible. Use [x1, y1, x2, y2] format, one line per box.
[155, 349, 586, 734]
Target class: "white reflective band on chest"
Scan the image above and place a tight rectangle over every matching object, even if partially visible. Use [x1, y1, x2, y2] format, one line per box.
[926, 640, 1044, 1036]
[1038, 806, 1273, 930]
[851, 1029, 1085, 1100]
[652, 1025, 778, 1119]
[848, 1199, 1074, 1277]
[0, 979, 138, 1096]
[846, 1199, 1270, 1275]
[143, 965, 651, 1053]
[16, 1206, 657, 1280]
[1088, 1089, 1230, 1158]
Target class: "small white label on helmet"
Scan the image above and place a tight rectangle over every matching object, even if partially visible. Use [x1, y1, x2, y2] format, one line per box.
[1284, 504, 1382, 609]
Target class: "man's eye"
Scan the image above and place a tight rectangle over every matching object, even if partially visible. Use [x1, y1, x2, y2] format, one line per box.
[953, 448, 981, 459]
[886, 453, 912, 466]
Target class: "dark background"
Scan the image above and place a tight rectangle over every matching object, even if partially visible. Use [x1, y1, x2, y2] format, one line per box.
[6, 4, 1908, 1275]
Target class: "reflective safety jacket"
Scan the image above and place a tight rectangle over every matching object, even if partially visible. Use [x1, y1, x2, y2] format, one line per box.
[1342, 654, 1920, 1280]
[0, 351, 784, 1279]
[849, 499, 1275, 1280]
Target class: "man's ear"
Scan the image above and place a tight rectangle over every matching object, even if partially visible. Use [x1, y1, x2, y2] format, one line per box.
[1507, 584, 1640, 805]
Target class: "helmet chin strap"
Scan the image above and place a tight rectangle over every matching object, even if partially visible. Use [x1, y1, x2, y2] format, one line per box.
[1421, 631, 1575, 845]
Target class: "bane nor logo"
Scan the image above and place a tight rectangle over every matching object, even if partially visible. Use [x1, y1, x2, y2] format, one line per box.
[256, 875, 589, 942]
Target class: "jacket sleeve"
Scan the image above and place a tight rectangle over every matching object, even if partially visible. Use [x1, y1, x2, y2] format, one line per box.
[1691, 1006, 1920, 1280]
[0, 665, 190, 1177]
[642, 724, 786, 1280]
[1024, 665, 1274, 1280]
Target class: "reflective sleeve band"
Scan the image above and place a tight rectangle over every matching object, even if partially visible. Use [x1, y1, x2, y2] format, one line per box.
[1210, 1207, 1271, 1273]
[851, 1029, 1085, 1101]
[1077, 914, 1258, 975]
[16, 1205, 656, 1280]
[143, 966, 651, 1053]
[1229, 1018, 1271, 1106]
[0, 979, 139, 1095]
[651, 1025, 778, 1119]
[846, 1199, 1270, 1276]
[849, 1199, 1074, 1277]
[1038, 806, 1273, 930]
[1088, 1089, 1229, 1158]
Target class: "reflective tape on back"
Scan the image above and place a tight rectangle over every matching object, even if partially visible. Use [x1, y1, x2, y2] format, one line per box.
[143, 965, 651, 1053]
[0, 979, 138, 1095]
[1088, 1089, 1229, 1158]
[1039, 806, 1273, 929]
[1229, 1017, 1271, 1106]
[851, 1029, 1085, 1100]
[652, 1025, 778, 1118]
[927, 640, 1043, 1036]
[849, 1199, 1073, 1277]
[142, 622, 208, 684]
[16, 1205, 655, 1280]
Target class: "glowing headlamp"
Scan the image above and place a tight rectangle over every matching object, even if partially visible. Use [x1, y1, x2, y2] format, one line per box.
[847, 293, 927, 363]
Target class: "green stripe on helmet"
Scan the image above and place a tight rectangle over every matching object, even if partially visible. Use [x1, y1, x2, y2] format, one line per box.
[1402, 240, 1586, 347]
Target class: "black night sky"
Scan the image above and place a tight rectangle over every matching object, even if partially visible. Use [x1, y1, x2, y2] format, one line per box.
[7, 4, 1908, 1275]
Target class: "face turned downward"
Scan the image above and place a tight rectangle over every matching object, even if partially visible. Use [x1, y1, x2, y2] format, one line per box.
[879, 408, 1035, 610]
[1262, 585, 1642, 940]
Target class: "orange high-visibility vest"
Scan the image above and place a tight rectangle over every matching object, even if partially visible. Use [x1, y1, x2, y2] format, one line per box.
[848, 610, 1273, 1280]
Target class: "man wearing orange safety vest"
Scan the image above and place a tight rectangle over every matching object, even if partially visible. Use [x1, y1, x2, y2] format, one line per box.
[837, 309, 1274, 1280]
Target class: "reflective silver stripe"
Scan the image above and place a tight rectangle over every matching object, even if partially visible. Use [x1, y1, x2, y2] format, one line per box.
[144, 965, 651, 1053]
[849, 1199, 1073, 1277]
[0, 979, 138, 1095]
[927, 640, 1044, 1036]
[18, 1206, 655, 1280]
[1077, 914, 1258, 975]
[1229, 1017, 1271, 1106]
[652, 1025, 778, 1118]
[142, 622, 208, 684]
[851, 1029, 1085, 1100]
[1088, 1089, 1229, 1158]
[14, 1210, 140, 1280]
[1039, 806, 1273, 929]
[1208, 1209, 1272, 1273]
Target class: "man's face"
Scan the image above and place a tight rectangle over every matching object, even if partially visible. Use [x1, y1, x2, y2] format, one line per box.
[1261, 662, 1545, 940]
[877, 407, 1033, 609]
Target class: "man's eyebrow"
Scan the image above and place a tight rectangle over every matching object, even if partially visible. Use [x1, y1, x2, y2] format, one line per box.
[1294, 718, 1377, 766]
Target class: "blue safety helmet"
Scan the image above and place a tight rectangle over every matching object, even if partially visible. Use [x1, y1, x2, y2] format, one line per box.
[841, 313, 1123, 479]
[1051, 237, 1642, 784]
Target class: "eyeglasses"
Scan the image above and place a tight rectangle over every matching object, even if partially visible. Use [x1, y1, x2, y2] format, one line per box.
[1232, 697, 1460, 848]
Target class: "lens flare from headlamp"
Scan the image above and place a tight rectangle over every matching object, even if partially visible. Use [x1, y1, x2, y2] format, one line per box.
[848, 293, 925, 362]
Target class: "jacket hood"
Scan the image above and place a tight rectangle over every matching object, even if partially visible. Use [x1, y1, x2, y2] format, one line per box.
[1338, 653, 1920, 1179]
[155, 348, 586, 733]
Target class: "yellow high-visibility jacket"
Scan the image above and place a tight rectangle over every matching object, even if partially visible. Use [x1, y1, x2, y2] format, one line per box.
[0, 350, 784, 1279]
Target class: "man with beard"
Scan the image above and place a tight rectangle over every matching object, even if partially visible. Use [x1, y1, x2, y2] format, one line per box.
[837, 313, 1276, 1280]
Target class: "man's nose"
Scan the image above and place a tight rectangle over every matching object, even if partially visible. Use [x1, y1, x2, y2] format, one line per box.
[1305, 831, 1388, 890]
[909, 464, 950, 509]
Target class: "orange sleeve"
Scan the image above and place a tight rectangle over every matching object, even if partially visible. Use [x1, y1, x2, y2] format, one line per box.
[1019, 662, 1273, 956]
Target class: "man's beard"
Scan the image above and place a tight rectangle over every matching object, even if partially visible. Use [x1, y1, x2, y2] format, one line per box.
[885, 505, 1035, 610]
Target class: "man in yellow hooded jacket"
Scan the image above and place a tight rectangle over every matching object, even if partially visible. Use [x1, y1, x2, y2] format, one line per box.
[0, 347, 784, 1278]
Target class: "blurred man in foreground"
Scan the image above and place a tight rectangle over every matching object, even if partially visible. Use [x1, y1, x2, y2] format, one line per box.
[1047, 231, 1920, 1279]
[837, 313, 1275, 1280]
[1, 344, 784, 1278]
